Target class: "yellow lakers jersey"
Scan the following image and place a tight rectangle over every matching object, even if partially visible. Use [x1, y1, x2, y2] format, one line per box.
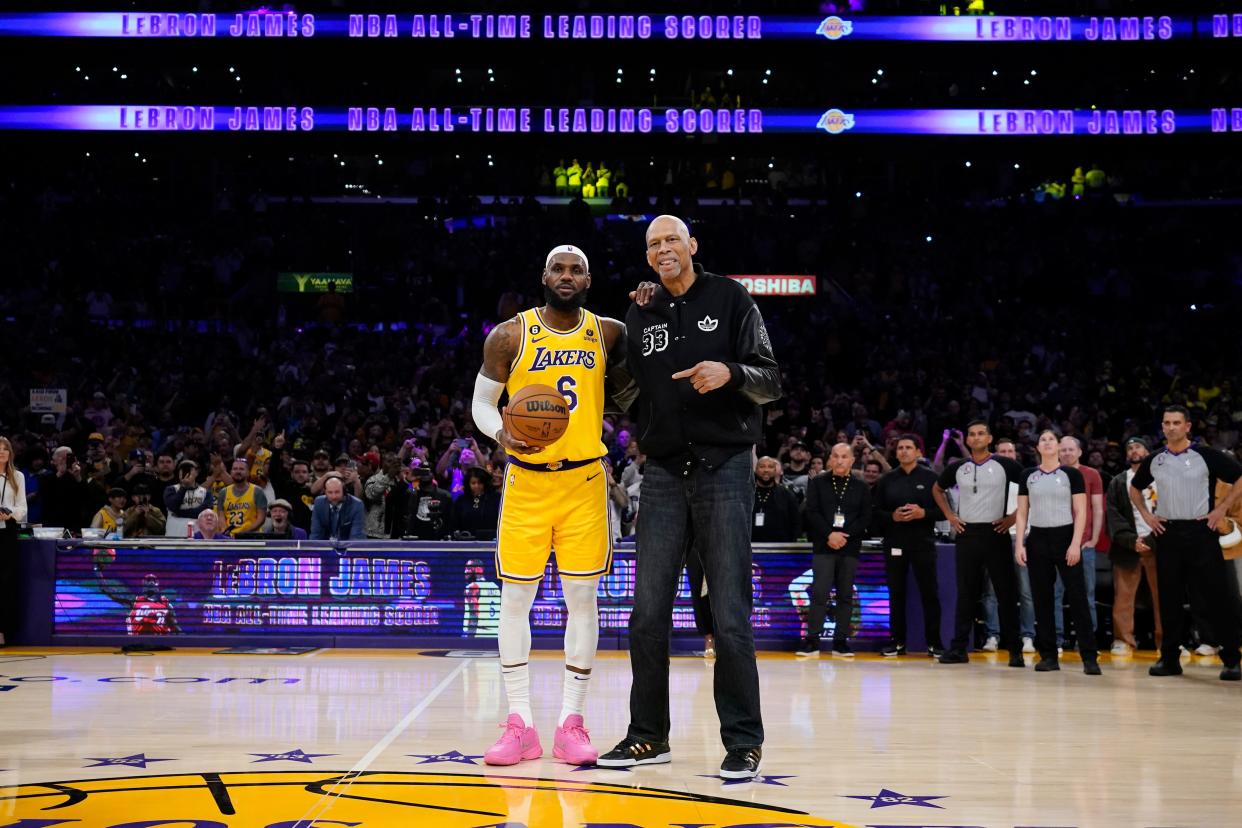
[95, 508, 119, 533]
[220, 483, 261, 530]
[506, 308, 607, 463]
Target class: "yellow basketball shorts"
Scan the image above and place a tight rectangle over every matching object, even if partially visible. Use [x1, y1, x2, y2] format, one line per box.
[496, 458, 613, 583]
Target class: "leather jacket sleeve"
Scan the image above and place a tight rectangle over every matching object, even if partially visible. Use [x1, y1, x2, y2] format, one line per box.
[1106, 474, 1137, 553]
[726, 304, 782, 405]
[604, 331, 640, 416]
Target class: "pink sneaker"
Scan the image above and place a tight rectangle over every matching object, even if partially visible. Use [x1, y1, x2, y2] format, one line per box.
[553, 714, 598, 766]
[484, 714, 542, 766]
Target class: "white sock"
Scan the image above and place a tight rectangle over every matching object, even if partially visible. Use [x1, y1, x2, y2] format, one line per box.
[498, 581, 539, 724]
[560, 577, 600, 726]
[560, 667, 590, 727]
[501, 664, 532, 726]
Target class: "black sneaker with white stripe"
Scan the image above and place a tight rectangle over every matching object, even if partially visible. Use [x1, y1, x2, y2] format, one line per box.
[720, 746, 762, 779]
[596, 737, 671, 768]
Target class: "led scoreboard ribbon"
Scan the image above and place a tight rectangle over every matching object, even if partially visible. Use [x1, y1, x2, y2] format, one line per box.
[0, 105, 1240, 135]
[0, 11, 1241, 41]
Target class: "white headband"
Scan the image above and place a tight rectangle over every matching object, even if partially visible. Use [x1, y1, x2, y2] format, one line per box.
[545, 244, 589, 273]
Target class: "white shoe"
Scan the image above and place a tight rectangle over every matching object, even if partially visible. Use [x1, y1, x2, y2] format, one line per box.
[982, 635, 999, 652]
[1057, 647, 1063, 655]
[1195, 643, 1220, 657]
[1110, 642, 1133, 657]
[1179, 645, 1191, 657]
[1021, 637, 1035, 654]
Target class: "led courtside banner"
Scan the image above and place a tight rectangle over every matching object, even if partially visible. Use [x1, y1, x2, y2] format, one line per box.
[730, 275, 818, 297]
[1, 105, 1240, 135]
[1, 12, 1241, 41]
[277, 272, 353, 294]
[53, 542, 891, 643]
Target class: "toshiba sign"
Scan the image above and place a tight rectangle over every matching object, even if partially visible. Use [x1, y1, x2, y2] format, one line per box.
[728, 275, 817, 296]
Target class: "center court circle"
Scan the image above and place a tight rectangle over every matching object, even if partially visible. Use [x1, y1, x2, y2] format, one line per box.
[0, 770, 856, 827]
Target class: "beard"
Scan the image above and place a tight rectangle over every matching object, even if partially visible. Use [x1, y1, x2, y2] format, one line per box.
[544, 284, 589, 312]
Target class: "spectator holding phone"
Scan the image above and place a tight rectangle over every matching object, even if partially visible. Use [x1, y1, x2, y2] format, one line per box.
[311, 454, 362, 498]
[164, 461, 214, 537]
[43, 447, 88, 530]
[123, 484, 167, 538]
[851, 432, 891, 474]
[436, 435, 485, 481]
[933, 427, 968, 472]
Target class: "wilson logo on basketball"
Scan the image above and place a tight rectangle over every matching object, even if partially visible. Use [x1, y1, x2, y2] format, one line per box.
[524, 400, 567, 414]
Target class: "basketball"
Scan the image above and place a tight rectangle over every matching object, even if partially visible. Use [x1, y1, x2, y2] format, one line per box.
[504, 384, 570, 448]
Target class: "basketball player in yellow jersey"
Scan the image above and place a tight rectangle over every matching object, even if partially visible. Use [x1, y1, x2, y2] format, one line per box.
[471, 244, 634, 767]
[219, 458, 268, 537]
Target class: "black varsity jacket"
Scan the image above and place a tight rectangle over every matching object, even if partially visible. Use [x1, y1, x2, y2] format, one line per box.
[624, 264, 782, 467]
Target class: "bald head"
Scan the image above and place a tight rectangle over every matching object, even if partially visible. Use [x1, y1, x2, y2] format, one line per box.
[755, 456, 780, 484]
[829, 442, 853, 476]
[645, 215, 698, 282]
[646, 215, 690, 242]
[324, 475, 345, 505]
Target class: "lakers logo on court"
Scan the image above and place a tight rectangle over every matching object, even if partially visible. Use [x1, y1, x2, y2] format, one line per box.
[0, 771, 855, 827]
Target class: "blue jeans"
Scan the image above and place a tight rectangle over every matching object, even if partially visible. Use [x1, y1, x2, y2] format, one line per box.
[626, 450, 763, 750]
[983, 552, 1035, 640]
[1054, 546, 1097, 646]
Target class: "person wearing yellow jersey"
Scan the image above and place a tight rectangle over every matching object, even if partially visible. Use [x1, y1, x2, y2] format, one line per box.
[218, 458, 268, 536]
[91, 488, 128, 535]
[471, 244, 635, 768]
[595, 162, 611, 198]
[566, 159, 582, 197]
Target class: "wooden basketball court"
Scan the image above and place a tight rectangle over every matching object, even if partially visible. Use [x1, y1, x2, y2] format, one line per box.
[0, 647, 1237, 827]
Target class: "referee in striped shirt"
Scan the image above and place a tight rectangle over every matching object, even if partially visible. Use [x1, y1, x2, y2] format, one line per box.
[1131, 405, 1242, 681]
[932, 420, 1026, 666]
[1014, 429, 1099, 675]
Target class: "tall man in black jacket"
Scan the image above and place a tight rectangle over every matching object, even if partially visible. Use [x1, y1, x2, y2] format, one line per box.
[800, 442, 873, 658]
[873, 436, 945, 657]
[598, 215, 781, 781]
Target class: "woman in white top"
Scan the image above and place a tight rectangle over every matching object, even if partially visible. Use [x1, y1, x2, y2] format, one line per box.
[0, 436, 28, 646]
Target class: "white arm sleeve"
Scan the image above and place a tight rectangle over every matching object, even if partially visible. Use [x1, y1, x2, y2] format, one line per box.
[472, 373, 506, 442]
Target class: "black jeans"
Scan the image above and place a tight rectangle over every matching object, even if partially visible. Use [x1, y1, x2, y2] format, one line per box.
[1155, 521, 1241, 668]
[1026, 525, 1097, 661]
[807, 552, 859, 643]
[627, 450, 763, 750]
[884, 538, 942, 649]
[951, 523, 1021, 654]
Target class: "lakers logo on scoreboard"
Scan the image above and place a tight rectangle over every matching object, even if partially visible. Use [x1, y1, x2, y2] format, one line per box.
[816, 16, 855, 40]
[817, 109, 856, 134]
[0, 771, 855, 826]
